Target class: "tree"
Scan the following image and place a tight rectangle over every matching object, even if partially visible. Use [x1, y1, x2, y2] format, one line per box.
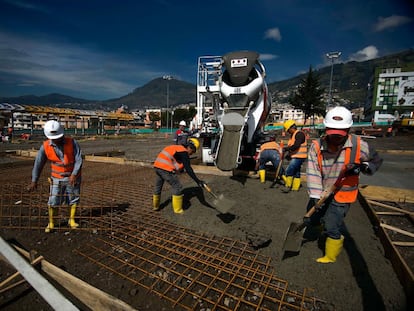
[288, 66, 325, 125]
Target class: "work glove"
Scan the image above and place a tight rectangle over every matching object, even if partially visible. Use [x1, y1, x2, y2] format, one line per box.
[345, 163, 361, 176]
[306, 197, 324, 212]
[284, 152, 291, 161]
[360, 162, 372, 175]
[197, 180, 206, 188]
[303, 216, 312, 227]
[27, 181, 37, 192]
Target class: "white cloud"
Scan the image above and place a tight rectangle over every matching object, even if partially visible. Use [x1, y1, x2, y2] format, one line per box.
[374, 15, 412, 32]
[348, 46, 379, 62]
[264, 28, 282, 42]
[259, 54, 278, 61]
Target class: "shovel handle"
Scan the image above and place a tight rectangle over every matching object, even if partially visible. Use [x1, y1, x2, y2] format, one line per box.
[304, 167, 348, 218]
[203, 184, 218, 199]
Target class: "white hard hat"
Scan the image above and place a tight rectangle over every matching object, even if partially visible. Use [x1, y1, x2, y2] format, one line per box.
[179, 120, 186, 126]
[44, 120, 64, 139]
[323, 106, 353, 129]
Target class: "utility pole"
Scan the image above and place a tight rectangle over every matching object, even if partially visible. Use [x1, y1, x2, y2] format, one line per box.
[163, 75, 172, 132]
[326, 51, 341, 109]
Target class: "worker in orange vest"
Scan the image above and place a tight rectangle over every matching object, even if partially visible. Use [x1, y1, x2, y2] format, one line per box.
[28, 120, 83, 232]
[281, 120, 307, 192]
[256, 135, 283, 183]
[153, 138, 205, 214]
[306, 107, 382, 263]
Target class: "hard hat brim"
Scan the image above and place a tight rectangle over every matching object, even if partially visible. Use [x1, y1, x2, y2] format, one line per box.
[45, 132, 64, 139]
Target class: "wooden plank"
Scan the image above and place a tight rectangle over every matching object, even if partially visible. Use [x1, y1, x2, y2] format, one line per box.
[359, 185, 414, 203]
[393, 241, 414, 247]
[367, 199, 414, 216]
[13, 245, 137, 311]
[380, 223, 414, 238]
[0, 237, 78, 311]
[375, 212, 405, 216]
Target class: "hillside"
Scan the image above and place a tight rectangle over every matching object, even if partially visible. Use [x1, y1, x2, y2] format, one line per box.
[268, 49, 414, 106]
[1, 49, 413, 111]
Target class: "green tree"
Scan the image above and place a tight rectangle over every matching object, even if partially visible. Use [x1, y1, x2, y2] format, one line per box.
[288, 66, 325, 125]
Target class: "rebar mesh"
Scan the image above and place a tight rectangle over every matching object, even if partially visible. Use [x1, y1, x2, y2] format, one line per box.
[1, 161, 328, 310]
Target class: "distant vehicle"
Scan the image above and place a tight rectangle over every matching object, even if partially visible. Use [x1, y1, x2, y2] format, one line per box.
[192, 51, 271, 171]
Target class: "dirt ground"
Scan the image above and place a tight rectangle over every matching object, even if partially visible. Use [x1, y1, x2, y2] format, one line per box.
[0, 132, 412, 310]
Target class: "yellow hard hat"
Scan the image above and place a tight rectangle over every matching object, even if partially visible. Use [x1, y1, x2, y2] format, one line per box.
[283, 120, 296, 131]
[188, 138, 200, 151]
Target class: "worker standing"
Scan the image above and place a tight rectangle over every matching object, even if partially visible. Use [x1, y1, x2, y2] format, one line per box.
[256, 135, 283, 183]
[28, 120, 83, 232]
[306, 106, 382, 263]
[281, 120, 307, 192]
[174, 120, 189, 145]
[153, 138, 205, 214]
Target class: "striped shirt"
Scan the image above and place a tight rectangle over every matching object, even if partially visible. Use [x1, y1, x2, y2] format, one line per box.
[306, 136, 378, 199]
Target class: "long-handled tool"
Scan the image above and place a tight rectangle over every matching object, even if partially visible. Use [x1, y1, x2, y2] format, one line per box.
[282, 167, 348, 254]
[203, 183, 236, 213]
[270, 150, 284, 188]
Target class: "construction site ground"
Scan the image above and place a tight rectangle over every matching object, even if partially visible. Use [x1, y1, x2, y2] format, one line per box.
[0, 132, 413, 311]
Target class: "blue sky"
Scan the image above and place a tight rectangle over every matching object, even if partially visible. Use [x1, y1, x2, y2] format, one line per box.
[0, 0, 413, 100]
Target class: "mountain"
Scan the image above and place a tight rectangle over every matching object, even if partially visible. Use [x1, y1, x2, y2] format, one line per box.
[268, 49, 414, 106]
[1, 49, 414, 111]
[0, 93, 91, 107]
[99, 77, 196, 110]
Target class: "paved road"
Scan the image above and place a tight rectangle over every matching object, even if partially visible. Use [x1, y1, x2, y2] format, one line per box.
[360, 151, 414, 190]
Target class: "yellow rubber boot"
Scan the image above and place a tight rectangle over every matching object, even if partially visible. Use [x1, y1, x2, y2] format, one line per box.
[282, 176, 293, 192]
[292, 177, 301, 191]
[153, 194, 161, 211]
[68, 204, 79, 229]
[172, 195, 184, 214]
[259, 170, 266, 183]
[281, 175, 287, 185]
[45, 206, 55, 233]
[316, 236, 344, 263]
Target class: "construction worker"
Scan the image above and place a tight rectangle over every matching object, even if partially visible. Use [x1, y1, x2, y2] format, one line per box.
[281, 120, 307, 192]
[306, 106, 383, 263]
[153, 138, 205, 214]
[256, 135, 283, 183]
[174, 120, 189, 145]
[28, 120, 83, 232]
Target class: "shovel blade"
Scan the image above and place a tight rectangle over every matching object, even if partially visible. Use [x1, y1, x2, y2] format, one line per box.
[282, 222, 305, 253]
[211, 194, 236, 213]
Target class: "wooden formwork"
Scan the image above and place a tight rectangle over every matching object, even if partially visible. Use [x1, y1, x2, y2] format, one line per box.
[358, 185, 414, 307]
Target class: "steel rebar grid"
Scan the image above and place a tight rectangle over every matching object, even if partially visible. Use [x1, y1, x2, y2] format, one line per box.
[1, 161, 327, 310]
[77, 207, 324, 311]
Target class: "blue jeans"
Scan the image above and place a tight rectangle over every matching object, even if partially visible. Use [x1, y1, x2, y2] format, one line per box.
[308, 198, 350, 239]
[259, 150, 281, 170]
[154, 168, 182, 196]
[285, 158, 305, 178]
[48, 177, 81, 206]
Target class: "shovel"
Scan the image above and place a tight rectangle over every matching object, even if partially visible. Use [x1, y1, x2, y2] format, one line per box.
[203, 183, 236, 214]
[282, 167, 348, 254]
[270, 150, 284, 188]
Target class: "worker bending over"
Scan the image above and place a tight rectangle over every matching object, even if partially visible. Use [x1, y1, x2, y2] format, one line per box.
[153, 138, 205, 214]
[28, 120, 83, 232]
[306, 106, 382, 263]
[256, 135, 283, 183]
[282, 120, 307, 192]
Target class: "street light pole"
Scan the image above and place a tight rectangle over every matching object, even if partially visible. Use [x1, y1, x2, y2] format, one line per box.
[163, 75, 172, 132]
[326, 51, 341, 109]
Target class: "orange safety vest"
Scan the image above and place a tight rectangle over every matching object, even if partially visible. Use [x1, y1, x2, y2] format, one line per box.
[260, 141, 282, 155]
[154, 145, 187, 172]
[314, 135, 361, 203]
[288, 130, 307, 159]
[43, 137, 80, 179]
